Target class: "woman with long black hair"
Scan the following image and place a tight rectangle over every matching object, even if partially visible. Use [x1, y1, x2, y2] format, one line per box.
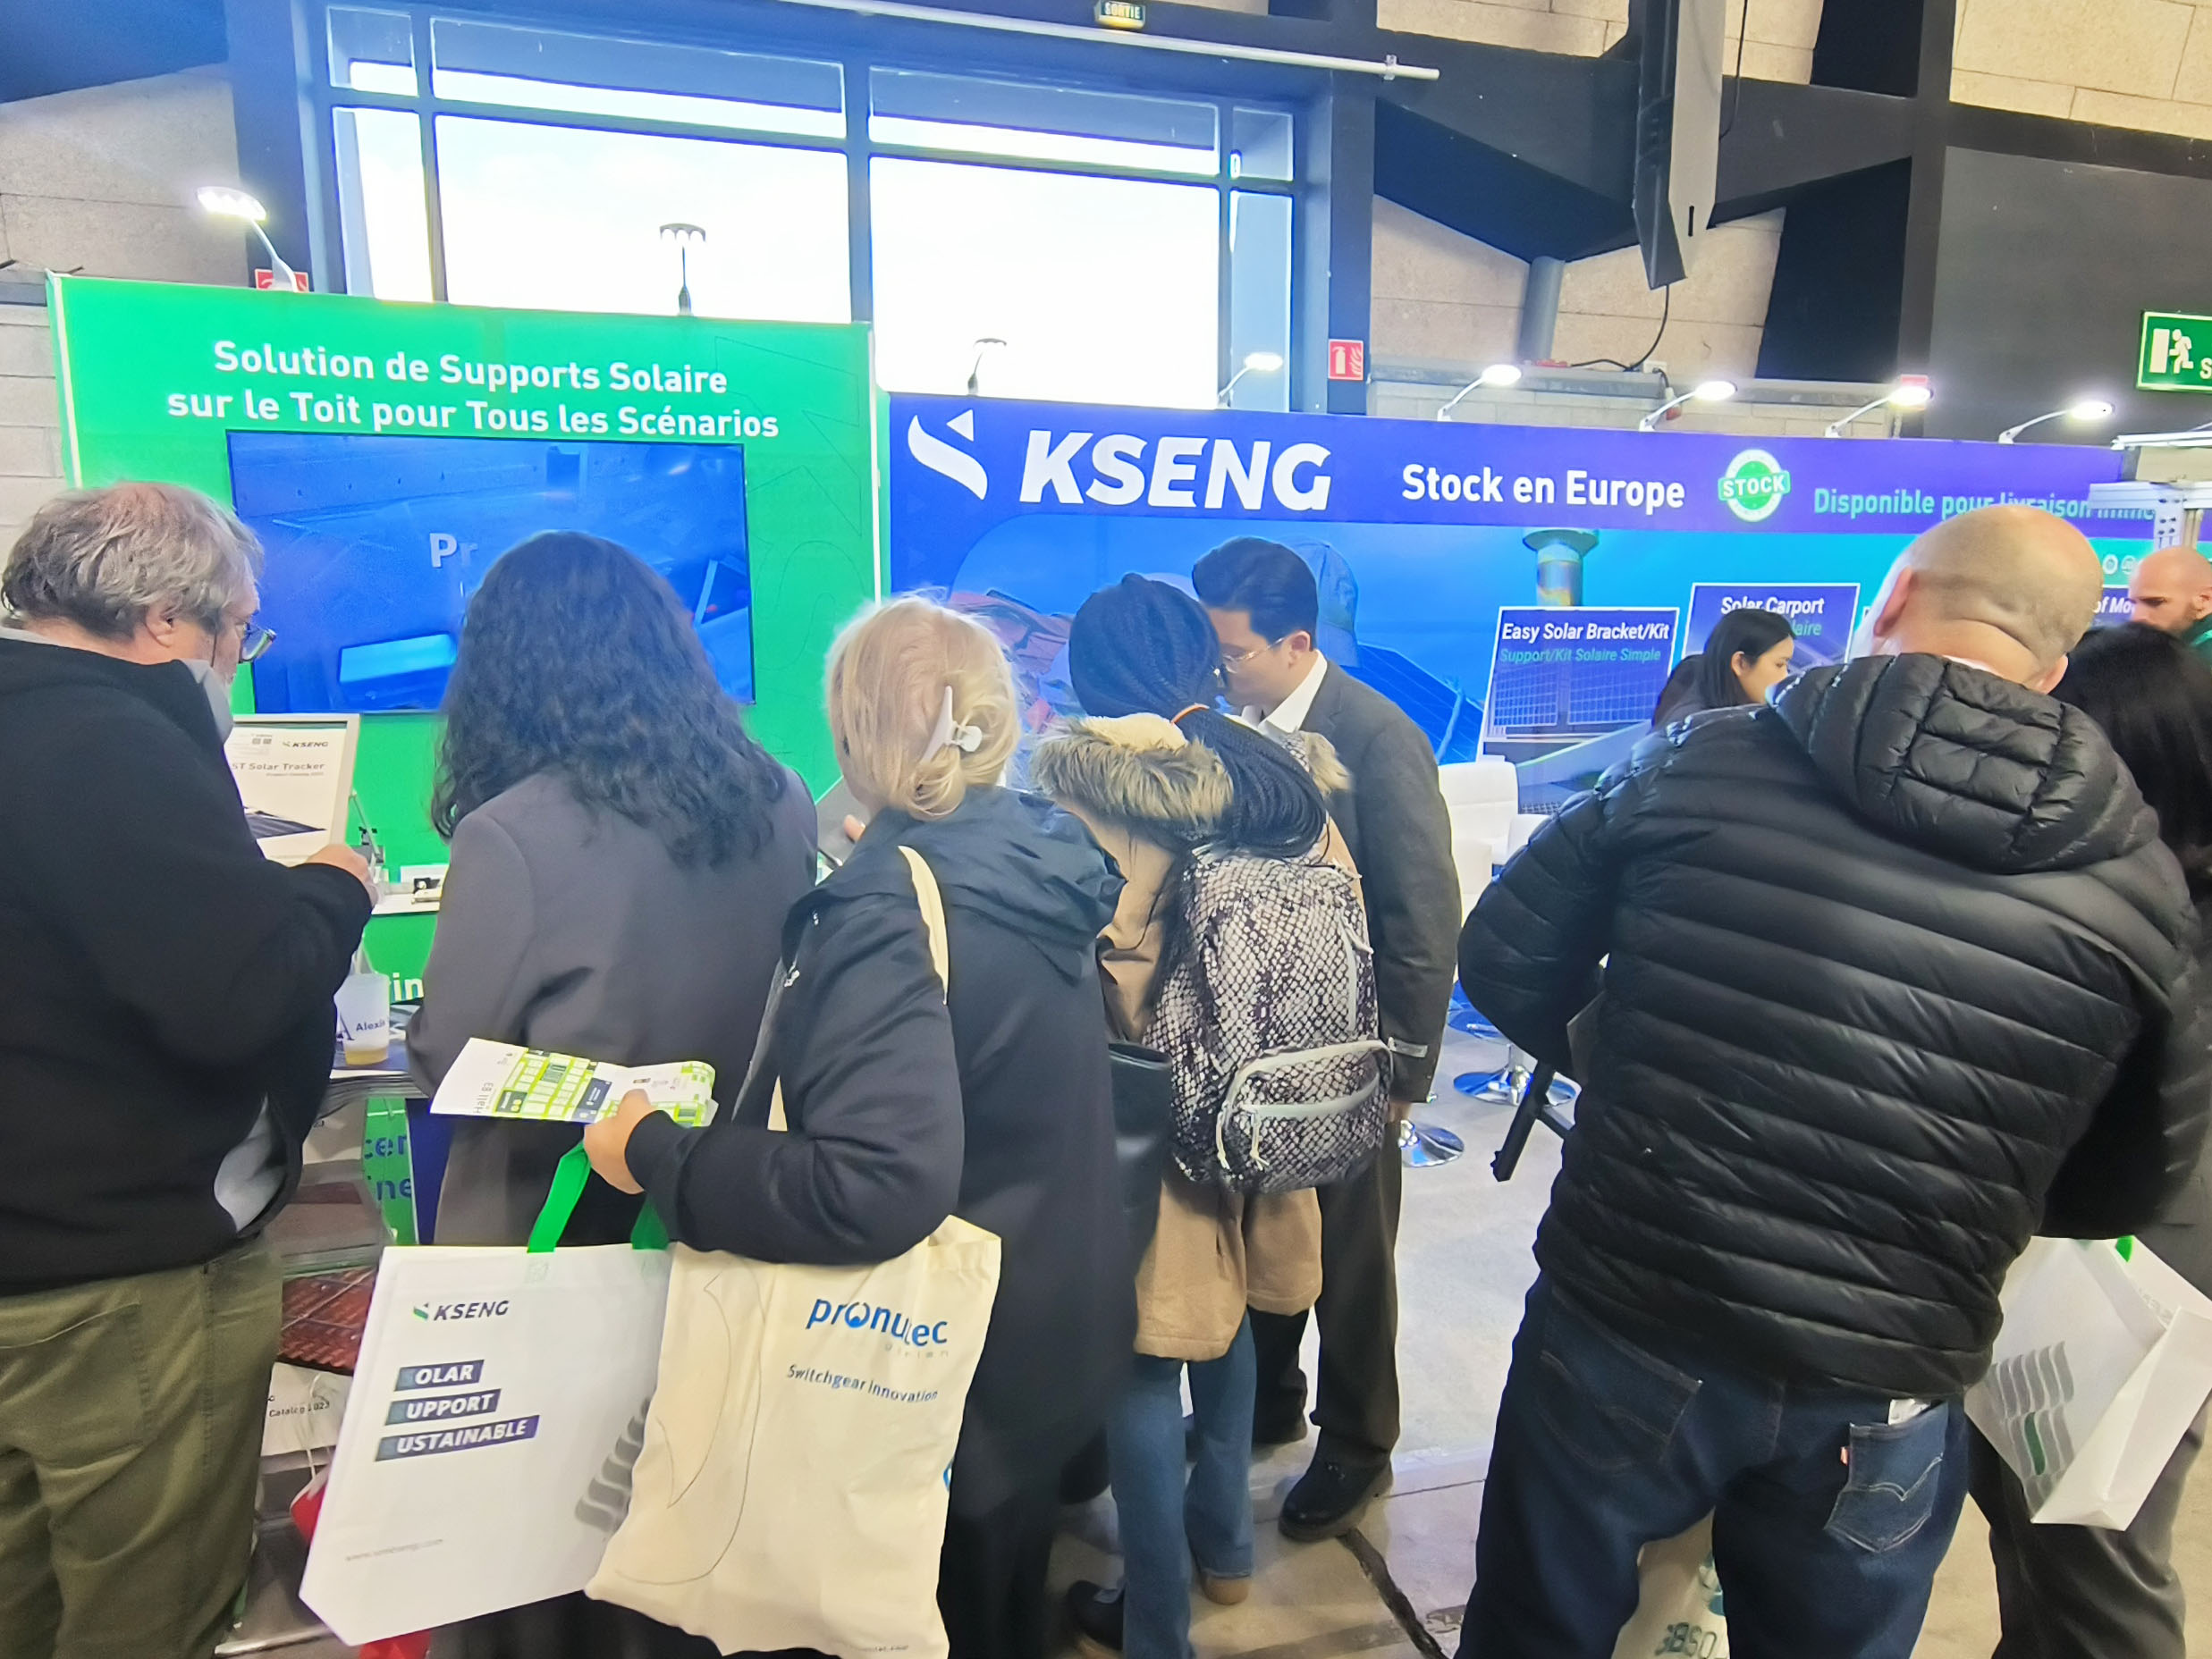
[1674, 606, 1796, 719]
[409, 531, 816, 1252]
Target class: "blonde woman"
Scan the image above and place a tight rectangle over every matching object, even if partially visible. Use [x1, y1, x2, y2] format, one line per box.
[587, 598, 1134, 1659]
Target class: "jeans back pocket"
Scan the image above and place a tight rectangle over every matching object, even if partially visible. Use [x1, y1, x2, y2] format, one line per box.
[1530, 1292, 1701, 1476]
[1825, 1404, 1953, 1554]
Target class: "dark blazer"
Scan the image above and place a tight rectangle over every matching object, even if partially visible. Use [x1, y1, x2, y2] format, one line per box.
[0, 634, 371, 1293]
[626, 787, 1136, 1517]
[408, 767, 818, 1246]
[1459, 656, 2212, 1398]
[1302, 661, 1460, 1101]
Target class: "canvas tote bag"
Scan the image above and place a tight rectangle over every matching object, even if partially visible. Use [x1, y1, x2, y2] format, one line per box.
[589, 846, 1003, 1657]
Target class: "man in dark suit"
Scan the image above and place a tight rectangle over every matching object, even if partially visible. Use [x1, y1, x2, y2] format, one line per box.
[1194, 537, 1460, 1540]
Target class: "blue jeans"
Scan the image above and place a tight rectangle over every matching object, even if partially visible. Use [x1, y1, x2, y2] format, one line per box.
[1104, 1320, 1257, 1659]
[1460, 1278, 1970, 1659]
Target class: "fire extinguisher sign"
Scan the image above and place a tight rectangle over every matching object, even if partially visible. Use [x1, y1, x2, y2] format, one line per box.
[1327, 340, 1365, 383]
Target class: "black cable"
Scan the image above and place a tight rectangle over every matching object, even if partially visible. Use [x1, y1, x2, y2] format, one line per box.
[1719, 0, 1752, 139]
[1572, 283, 1671, 373]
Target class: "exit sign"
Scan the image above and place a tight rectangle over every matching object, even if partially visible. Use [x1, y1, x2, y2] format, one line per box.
[2140, 312, 2212, 391]
[1328, 340, 1365, 382]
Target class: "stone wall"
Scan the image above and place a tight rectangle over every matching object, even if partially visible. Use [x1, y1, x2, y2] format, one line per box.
[1372, 198, 1785, 384]
[1953, 0, 2212, 139]
[1378, 0, 1824, 84]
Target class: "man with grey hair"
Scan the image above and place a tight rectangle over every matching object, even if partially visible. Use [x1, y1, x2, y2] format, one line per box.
[0, 483, 373, 1658]
[1453, 504, 2210, 1657]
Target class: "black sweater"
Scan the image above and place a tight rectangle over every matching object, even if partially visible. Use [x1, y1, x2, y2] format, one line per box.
[628, 787, 1136, 1515]
[1460, 654, 2212, 1397]
[0, 635, 372, 1293]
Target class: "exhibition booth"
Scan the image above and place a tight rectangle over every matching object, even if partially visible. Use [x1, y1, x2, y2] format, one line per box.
[38, 273, 2161, 1645]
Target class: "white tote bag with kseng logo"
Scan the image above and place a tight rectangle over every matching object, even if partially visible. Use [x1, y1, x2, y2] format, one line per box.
[588, 847, 1003, 1657]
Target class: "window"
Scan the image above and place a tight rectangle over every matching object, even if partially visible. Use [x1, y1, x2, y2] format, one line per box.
[435, 118, 850, 321]
[315, 7, 1298, 407]
[871, 160, 1219, 408]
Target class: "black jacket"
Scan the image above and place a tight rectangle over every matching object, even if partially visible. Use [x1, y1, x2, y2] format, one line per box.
[0, 634, 373, 1293]
[1304, 662, 1459, 1100]
[1460, 654, 2212, 1398]
[2137, 896, 2212, 1298]
[628, 787, 1136, 1514]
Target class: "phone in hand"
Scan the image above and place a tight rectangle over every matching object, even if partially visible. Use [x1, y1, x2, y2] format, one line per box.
[815, 779, 865, 867]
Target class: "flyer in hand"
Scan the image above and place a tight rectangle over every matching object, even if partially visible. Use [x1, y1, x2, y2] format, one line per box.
[429, 1038, 717, 1127]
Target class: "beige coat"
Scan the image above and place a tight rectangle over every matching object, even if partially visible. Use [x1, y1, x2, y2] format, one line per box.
[1035, 715, 1355, 1362]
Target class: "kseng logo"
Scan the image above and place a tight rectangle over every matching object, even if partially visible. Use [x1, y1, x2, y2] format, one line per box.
[907, 410, 989, 500]
[1718, 450, 1792, 523]
[905, 408, 1334, 513]
[411, 1299, 511, 1322]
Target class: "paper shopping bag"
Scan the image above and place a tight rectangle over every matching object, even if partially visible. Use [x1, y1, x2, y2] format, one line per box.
[1611, 1516, 1728, 1659]
[586, 1219, 1001, 1657]
[1965, 1237, 2212, 1528]
[300, 1158, 671, 1645]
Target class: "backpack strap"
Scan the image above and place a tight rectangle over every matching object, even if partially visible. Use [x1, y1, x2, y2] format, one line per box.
[898, 844, 950, 995]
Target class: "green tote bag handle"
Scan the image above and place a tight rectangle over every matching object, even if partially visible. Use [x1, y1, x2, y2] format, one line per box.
[527, 1142, 670, 1254]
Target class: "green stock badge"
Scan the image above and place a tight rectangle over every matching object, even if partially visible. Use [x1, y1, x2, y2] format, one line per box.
[1718, 449, 1793, 523]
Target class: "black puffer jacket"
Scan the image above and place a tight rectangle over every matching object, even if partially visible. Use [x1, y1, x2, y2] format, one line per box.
[1461, 654, 2212, 1398]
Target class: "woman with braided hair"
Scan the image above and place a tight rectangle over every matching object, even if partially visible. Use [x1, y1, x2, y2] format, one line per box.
[1033, 574, 1355, 1659]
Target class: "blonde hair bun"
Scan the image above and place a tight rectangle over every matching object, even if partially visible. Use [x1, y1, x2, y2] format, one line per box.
[827, 597, 1020, 819]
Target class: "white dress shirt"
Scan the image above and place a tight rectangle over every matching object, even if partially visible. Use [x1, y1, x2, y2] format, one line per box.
[1246, 652, 1330, 734]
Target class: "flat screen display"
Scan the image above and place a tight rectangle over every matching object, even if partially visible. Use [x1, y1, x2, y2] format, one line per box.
[226, 431, 753, 712]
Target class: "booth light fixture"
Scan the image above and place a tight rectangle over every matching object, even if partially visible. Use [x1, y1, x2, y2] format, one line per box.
[197, 185, 298, 292]
[1638, 378, 1736, 432]
[967, 336, 1009, 397]
[1217, 349, 1285, 407]
[1998, 397, 2115, 444]
[1435, 362, 1524, 421]
[659, 223, 705, 317]
[1823, 375, 1934, 438]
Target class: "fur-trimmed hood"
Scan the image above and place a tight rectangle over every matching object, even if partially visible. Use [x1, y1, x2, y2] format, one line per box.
[1032, 713, 1350, 838]
[1032, 715, 1231, 840]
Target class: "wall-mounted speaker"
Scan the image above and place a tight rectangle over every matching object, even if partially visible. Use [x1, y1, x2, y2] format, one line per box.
[1633, 0, 1726, 289]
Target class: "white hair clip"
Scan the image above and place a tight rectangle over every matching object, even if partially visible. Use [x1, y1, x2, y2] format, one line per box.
[923, 686, 984, 761]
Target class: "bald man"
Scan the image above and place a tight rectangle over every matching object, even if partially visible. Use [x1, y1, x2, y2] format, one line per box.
[1451, 504, 2210, 1659]
[2130, 544, 2212, 664]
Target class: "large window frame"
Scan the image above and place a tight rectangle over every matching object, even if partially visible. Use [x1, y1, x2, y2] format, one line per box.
[296, 2, 1309, 401]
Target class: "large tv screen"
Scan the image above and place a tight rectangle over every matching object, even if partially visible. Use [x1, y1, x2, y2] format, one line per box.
[227, 432, 753, 713]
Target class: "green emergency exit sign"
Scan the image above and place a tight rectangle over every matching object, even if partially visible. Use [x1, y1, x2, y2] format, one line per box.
[2140, 313, 2212, 390]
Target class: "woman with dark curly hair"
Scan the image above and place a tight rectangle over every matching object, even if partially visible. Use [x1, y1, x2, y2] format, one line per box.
[408, 531, 815, 1258]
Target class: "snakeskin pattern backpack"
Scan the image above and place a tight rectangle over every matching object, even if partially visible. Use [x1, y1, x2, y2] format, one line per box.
[1149, 846, 1390, 1194]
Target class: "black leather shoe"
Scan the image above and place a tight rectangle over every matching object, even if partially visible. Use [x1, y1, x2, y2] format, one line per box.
[1279, 1454, 1393, 1542]
[1184, 1409, 1310, 1461]
[1066, 1581, 1124, 1659]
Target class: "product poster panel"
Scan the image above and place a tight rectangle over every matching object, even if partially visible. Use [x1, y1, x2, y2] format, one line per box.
[1684, 584, 1862, 668]
[224, 714, 359, 863]
[1483, 608, 1677, 808]
[48, 275, 874, 793]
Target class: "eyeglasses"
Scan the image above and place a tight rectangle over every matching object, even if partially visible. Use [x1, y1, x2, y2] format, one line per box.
[234, 620, 277, 663]
[1218, 638, 1282, 668]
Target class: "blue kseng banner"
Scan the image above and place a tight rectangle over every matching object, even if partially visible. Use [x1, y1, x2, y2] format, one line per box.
[887, 396, 2152, 800]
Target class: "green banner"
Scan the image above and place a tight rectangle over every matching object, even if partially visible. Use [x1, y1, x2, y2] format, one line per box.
[2139, 312, 2212, 392]
[48, 277, 876, 980]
